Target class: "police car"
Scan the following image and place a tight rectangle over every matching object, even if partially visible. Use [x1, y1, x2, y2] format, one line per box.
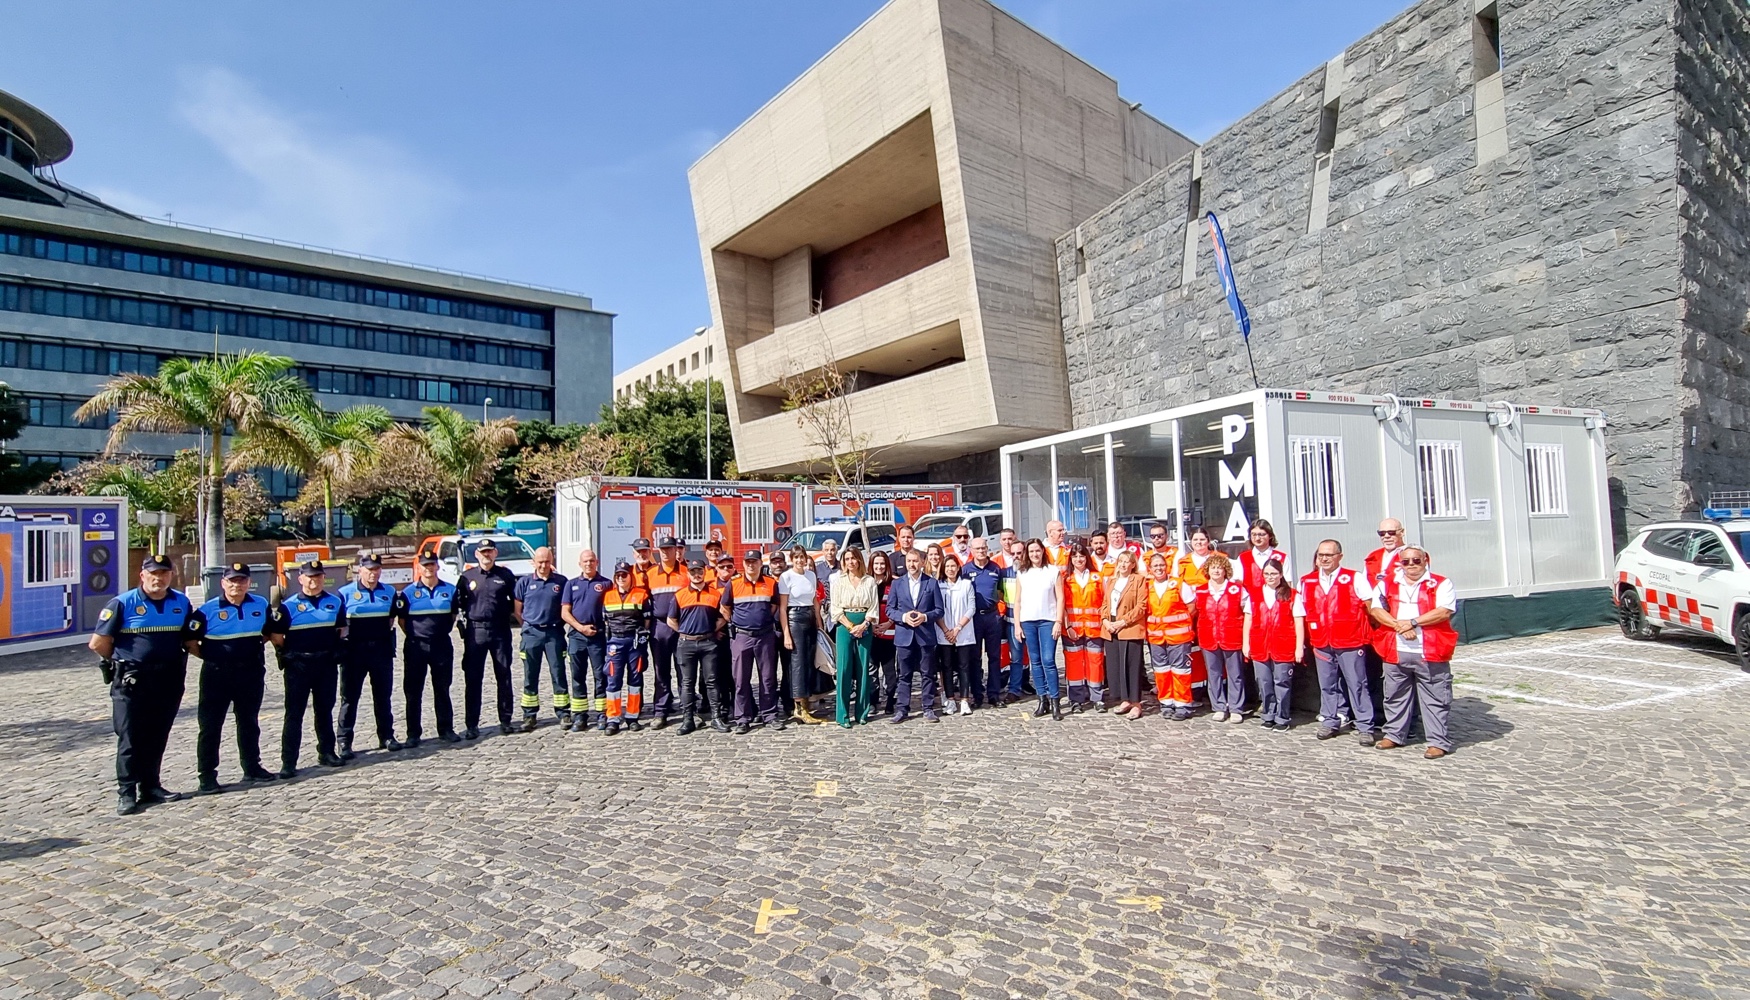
[912, 504, 1004, 550]
[1613, 495, 1750, 668]
[415, 530, 537, 585]
[783, 518, 898, 561]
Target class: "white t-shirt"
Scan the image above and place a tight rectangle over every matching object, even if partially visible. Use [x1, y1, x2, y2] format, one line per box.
[1016, 565, 1062, 622]
[1261, 587, 1307, 617]
[1249, 546, 1290, 579]
[1314, 569, 1376, 603]
[1386, 573, 1456, 652]
[936, 577, 977, 646]
[1108, 575, 1131, 615]
[778, 568, 818, 606]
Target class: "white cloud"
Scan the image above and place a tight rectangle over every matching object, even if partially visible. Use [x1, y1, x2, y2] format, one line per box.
[174, 66, 458, 258]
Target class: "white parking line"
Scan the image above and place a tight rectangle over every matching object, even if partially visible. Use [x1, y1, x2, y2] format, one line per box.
[1591, 674, 1750, 711]
[1453, 658, 1686, 692]
[1449, 683, 1606, 711]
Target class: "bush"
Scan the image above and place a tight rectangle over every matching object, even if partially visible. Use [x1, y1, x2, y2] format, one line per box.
[387, 519, 455, 539]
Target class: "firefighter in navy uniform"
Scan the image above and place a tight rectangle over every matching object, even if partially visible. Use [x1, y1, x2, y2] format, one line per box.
[458, 538, 519, 738]
[337, 553, 403, 758]
[90, 553, 200, 816]
[189, 562, 277, 794]
[601, 560, 653, 735]
[267, 560, 348, 777]
[399, 554, 461, 745]
[514, 546, 570, 731]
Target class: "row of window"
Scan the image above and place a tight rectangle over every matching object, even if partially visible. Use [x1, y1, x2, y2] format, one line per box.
[615, 346, 715, 403]
[1289, 436, 1568, 522]
[0, 228, 550, 330]
[0, 281, 550, 371]
[0, 336, 552, 414]
[24, 395, 114, 429]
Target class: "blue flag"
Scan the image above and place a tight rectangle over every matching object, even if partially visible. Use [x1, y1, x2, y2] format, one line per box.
[1204, 211, 1251, 341]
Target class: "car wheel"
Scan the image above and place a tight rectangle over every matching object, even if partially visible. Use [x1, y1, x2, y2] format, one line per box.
[1735, 612, 1750, 672]
[1619, 588, 1656, 640]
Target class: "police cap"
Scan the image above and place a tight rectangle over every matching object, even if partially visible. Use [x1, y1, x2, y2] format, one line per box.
[474, 537, 498, 551]
[686, 558, 706, 571]
[298, 559, 327, 577]
[631, 537, 653, 551]
[742, 549, 762, 562]
[222, 562, 252, 581]
[659, 536, 683, 548]
[355, 552, 382, 569]
[417, 553, 440, 566]
[141, 553, 173, 572]
[612, 559, 633, 576]
[716, 554, 735, 566]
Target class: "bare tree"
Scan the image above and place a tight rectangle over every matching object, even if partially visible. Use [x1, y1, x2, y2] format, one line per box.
[514, 429, 634, 495]
[776, 343, 889, 518]
[329, 435, 455, 538]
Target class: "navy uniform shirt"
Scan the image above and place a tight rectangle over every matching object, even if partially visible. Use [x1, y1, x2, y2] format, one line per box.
[562, 573, 612, 638]
[339, 580, 401, 645]
[962, 560, 1004, 617]
[458, 565, 518, 628]
[94, 587, 197, 668]
[192, 593, 270, 667]
[516, 571, 569, 628]
[267, 589, 347, 658]
[399, 579, 458, 641]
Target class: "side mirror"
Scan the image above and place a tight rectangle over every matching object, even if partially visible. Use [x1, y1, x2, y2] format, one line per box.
[1698, 551, 1732, 569]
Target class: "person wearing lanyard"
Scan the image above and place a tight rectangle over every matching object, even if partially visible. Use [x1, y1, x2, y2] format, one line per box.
[458, 539, 519, 739]
[644, 537, 689, 728]
[91, 553, 200, 815]
[962, 538, 1005, 709]
[267, 560, 348, 778]
[561, 550, 611, 732]
[829, 547, 877, 727]
[337, 553, 402, 759]
[190, 562, 278, 794]
[778, 542, 826, 725]
[1369, 545, 1458, 758]
[722, 550, 784, 734]
[669, 559, 726, 734]
[398, 554, 460, 745]
[515, 546, 571, 732]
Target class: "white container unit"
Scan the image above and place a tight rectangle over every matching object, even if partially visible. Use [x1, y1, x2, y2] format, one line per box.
[1000, 389, 1612, 600]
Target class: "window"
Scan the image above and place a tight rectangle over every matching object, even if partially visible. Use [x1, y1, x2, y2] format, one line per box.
[24, 524, 78, 587]
[740, 502, 774, 544]
[567, 504, 583, 545]
[865, 502, 896, 523]
[674, 501, 710, 545]
[1416, 441, 1466, 519]
[1525, 443, 1567, 516]
[1689, 531, 1733, 568]
[864, 524, 896, 548]
[1475, 3, 1502, 78]
[1290, 436, 1347, 522]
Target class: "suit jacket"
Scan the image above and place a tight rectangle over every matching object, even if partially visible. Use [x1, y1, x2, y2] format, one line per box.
[1103, 574, 1148, 641]
[887, 573, 943, 648]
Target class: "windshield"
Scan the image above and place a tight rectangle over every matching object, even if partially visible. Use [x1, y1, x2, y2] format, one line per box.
[913, 518, 963, 540]
[1733, 532, 1750, 564]
[463, 538, 534, 563]
[786, 528, 848, 551]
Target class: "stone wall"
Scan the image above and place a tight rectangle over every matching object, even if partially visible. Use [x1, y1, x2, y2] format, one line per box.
[1675, 0, 1750, 509]
[1057, 0, 1691, 534]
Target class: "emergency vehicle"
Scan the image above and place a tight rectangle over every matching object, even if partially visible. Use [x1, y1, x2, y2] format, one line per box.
[785, 517, 899, 561]
[415, 530, 537, 585]
[803, 485, 960, 528]
[912, 503, 1004, 549]
[1614, 494, 1750, 668]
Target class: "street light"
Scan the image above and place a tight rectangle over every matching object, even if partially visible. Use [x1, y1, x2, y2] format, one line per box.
[482, 396, 492, 425]
[693, 325, 712, 480]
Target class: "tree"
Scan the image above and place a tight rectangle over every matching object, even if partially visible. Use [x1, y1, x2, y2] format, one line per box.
[230, 404, 392, 548]
[777, 352, 887, 516]
[36, 450, 271, 545]
[513, 428, 638, 496]
[597, 376, 730, 479]
[76, 353, 313, 578]
[390, 406, 519, 528]
[310, 433, 454, 539]
[0, 382, 57, 494]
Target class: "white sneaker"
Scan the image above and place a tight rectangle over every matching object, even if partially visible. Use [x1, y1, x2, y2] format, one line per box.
[1210, 711, 1229, 723]
[1228, 713, 1245, 725]
[959, 700, 973, 716]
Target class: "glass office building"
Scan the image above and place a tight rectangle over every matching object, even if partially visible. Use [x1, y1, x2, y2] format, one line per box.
[0, 87, 612, 513]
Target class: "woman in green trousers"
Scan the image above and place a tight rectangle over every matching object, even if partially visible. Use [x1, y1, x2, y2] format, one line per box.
[830, 547, 877, 727]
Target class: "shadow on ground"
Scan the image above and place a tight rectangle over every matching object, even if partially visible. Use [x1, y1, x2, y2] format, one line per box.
[0, 837, 84, 862]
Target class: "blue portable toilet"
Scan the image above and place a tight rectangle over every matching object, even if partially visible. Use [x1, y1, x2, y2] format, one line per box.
[496, 514, 550, 550]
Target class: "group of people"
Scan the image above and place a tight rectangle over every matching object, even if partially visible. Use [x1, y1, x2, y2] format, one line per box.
[91, 515, 1459, 817]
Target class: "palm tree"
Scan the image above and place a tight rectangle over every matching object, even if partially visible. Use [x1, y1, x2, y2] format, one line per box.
[77, 352, 313, 579]
[392, 406, 519, 528]
[231, 404, 392, 548]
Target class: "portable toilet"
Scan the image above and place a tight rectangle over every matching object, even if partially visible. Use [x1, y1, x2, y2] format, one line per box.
[496, 514, 550, 550]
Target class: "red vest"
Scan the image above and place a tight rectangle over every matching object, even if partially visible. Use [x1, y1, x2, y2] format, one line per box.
[1248, 589, 1300, 663]
[1364, 547, 1402, 590]
[1238, 547, 1289, 603]
[1371, 573, 1459, 664]
[1195, 581, 1246, 651]
[1300, 568, 1370, 650]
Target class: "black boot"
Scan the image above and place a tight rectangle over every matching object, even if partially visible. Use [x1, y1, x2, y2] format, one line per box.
[337, 739, 355, 761]
[1052, 697, 1065, 721]
[678, 714, 697, 735]
[1032, 696, 1050, 718]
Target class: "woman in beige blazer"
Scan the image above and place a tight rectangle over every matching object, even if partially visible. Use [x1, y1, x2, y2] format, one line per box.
[1102, 550, 1150, 719]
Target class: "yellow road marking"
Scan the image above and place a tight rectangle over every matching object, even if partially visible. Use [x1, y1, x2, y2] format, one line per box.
[1116, 895, 1165, 913]
[754, 898, 798, 934]
[813, 780, 839, 797]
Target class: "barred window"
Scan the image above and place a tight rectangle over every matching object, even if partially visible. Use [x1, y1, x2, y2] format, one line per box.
[1289, 436, 1347, 522]
[1417, 440, 1466, 519]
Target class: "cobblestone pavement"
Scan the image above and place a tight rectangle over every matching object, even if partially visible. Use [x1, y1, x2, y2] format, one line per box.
[0, 626, 1747, 1000]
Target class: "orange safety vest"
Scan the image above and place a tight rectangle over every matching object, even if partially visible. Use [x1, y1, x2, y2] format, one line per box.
[1178, 552, 1212, 587]
[1046, 544, 1071, 567]
[1140, 546, 1179, 576]
[1063, 571, 1104, 638]
[1144, 578, 1194, 645]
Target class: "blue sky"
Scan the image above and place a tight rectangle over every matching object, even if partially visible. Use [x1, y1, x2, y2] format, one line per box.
[4, 0, 1410, 370]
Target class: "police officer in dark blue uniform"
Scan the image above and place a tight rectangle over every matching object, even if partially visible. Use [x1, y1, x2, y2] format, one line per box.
[267, 560, 348, 777]
[458, 538, 519, 738]
[399, 553, 461, 745]
[514, 546, 569, 731]
[337, 553, 403, 758]
[90, 553, 200, 816]
[189, 562, 276, 794]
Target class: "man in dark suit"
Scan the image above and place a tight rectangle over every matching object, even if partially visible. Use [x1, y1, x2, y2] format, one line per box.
[886, 548, 943, 723]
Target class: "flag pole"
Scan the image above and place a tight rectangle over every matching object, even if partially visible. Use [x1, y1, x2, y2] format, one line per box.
[1243, 337, 1260, 389]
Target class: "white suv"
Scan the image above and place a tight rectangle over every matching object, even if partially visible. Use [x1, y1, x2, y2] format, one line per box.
[1613, 512, 1750, 668]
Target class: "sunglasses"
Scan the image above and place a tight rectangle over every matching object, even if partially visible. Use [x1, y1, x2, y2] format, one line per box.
[1149, 532, 1166, 539]
[1378, 529, 1403, 537]
[1400, 557, 1426, 565]
[954, 533, 970, 539]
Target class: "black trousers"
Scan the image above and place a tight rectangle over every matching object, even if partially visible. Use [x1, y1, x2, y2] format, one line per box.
[461, 623, 514, 728]
[784, 608, 819, 700]
[872, 638, 897, 712]
[675, 636, 725, 721]
[112, 662, 186, 792]
[196, 659, 265, 780]
[403, 635, 454, 739]
[281, 653, 339, 769]
[338, 638, 395, 744]
[648, 623, 678, 718]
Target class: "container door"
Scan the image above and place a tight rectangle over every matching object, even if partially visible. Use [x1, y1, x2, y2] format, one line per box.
[598, 499, 643, 565]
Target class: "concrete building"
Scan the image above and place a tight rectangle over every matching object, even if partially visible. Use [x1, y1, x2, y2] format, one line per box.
[1056, 0, 1750, 539]
[688, 0, 1194, 479]
[0, 87, 612, 492]
[612, 328, 724, 407]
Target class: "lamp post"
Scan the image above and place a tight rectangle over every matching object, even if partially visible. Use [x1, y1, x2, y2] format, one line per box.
[693, 326, 712, 480]
[482, 396, 492, 425]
